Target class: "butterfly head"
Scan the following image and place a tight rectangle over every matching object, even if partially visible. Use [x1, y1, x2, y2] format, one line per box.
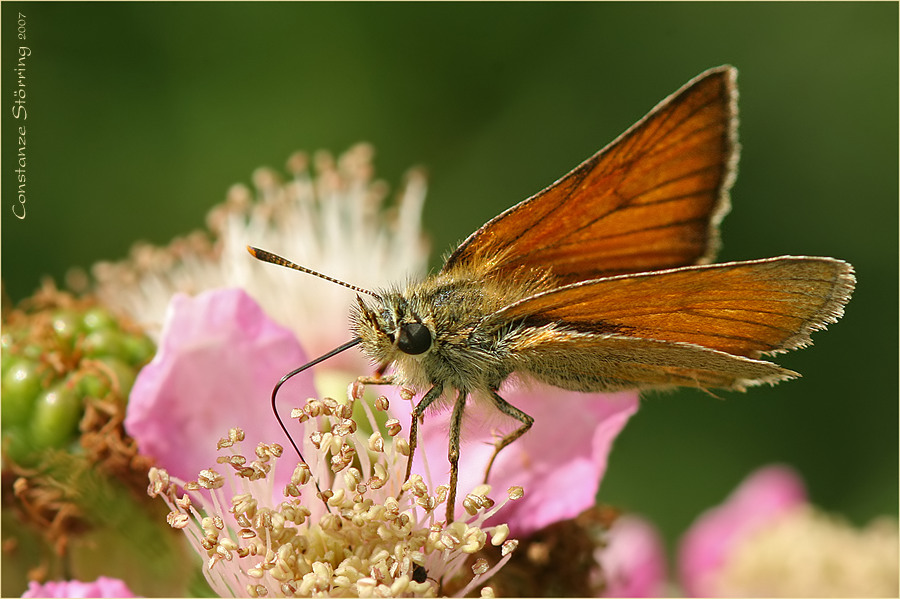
[352, 292, 435, 374]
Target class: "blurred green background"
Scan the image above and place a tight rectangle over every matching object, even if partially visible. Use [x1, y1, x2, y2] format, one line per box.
[2, 0, 896, 562]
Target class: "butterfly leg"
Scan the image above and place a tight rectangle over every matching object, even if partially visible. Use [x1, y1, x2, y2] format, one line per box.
[404, 383, 444, 484]
[483, 390, 534, 483]
[446, 389, 467, 524]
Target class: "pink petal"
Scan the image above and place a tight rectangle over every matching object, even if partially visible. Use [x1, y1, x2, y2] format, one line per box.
[125, 288, 315, 492]
[598, 514, 668, 597]
[678, 464, 808, 596]
[22, 576, 137, 598]
[395, 381, 639, 536]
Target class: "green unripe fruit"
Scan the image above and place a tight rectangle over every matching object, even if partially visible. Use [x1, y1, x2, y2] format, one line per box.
[2, 427, 35, 464]
[77, 371, 112, 399]
[123, 334, 155, 367]
[51, 310, 84, 350]
[81, 307, 119, 333]
[1, 359, 43, 428]
[77, 356, 137, 400]
[101, 356, 136, 397]
[83, 328, 126, 358]
[30, 382, 82, 450]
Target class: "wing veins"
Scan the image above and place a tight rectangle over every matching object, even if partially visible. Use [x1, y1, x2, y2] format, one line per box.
[609, 78, 723, 176]
[508, 166, 721, 265]
[501, 102, 729, 268]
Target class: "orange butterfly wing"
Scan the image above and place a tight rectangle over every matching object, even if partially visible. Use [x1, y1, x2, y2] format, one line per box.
[494, 257, 855, 360]
[443, 65, 737, 283]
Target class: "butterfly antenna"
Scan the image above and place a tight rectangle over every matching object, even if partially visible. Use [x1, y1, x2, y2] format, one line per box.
[247, 246, 379, 298]
[272, 337, 363, 510]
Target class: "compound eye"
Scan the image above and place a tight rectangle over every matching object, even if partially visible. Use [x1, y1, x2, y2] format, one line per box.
[396, 322, 431, 355]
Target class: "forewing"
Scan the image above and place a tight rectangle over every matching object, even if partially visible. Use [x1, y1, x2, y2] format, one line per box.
[495, 257, 855, 359]
[443, 65, 737, 283]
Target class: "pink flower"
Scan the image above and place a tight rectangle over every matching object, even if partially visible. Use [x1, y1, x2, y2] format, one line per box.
[677, 464, 807, 596]
[22, 576, 136, 598]
[133, 285, 641, 595]
[137, 291, 525, 596]
[125, 287, 315, 491]
[393, 383, 640, 537]
[597, 514, 668, 597]
[677, 464, 898, 597]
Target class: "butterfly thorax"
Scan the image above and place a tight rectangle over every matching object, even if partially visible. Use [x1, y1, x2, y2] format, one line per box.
[351, 265, 556, 395]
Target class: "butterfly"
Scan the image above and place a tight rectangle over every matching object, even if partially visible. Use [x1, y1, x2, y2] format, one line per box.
[249, 65, 855, 522]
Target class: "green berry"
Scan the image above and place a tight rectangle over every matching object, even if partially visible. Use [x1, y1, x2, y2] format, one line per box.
[77, 356, 137, 400]
[3, 427, 36, 465]
[77, 371, 112, 399]
[82, 307, 118, 333]
[51, 310, 84, 349]
[83, 328, 126, 358]
[30, 382, 82, 450]
[123, 334, 155, 367]
[1, 359, 43, 429]
[98, 357, 137, 398]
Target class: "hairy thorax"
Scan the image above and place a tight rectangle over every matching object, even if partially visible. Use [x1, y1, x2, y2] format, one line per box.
[352, 264, 555, 394]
